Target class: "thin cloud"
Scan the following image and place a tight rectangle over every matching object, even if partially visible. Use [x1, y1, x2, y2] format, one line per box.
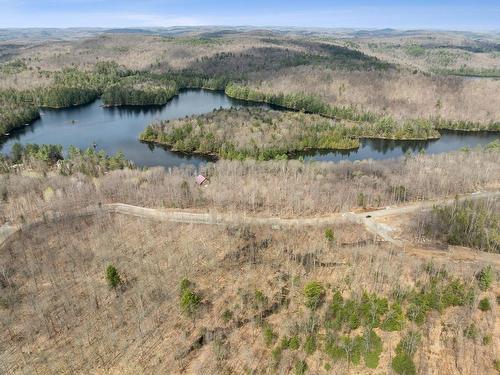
[114, 13, 204, 27]
[0, 1, 498, 30]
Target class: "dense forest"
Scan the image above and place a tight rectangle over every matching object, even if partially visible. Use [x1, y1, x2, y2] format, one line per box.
[0, 62, 120, 133]
[353, 117, 439, 140]
[102, 82, 178, 106]
[38, 87, 99, 108]
[0, 89, 40, 134]
[434, 119, 500, 132]
[140, 107, 440, 160]
[0, 62, 227, 134]
[141, 108, 360, 160]
[415, 199, 500, 253]
[179, 42, 392, 79]
[1, 142, 132, 176]
[225, 83, 500, 132]
[1, 51, 499, 137]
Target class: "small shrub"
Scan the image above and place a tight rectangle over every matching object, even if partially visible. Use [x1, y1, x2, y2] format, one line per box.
[391, 352, 416, 375]
[304, 281, 325, 310]
[341, 335, 363, 365]
[397, 331, 421, 357]
[280, 336, 290, 349]
[363, 330, 383, 369]
[324, 363, 331, 371]
[180, 277, 191, 292]
[271, 346, 282, 365]
[392, 286, 410, 304]
[343, 300, 361, 330]
[179, 279, 201, 316]
[360, 292, 389, 328]
[391, 331, 420, 375]
[289, 335, 300, 350]
[180, 289, 201, 316]
[365, 351, 380, 369]
[406, 303, 426, 325]
[294, 359, 308, 375]
[440, 279, 475, 308]
[463, 323, 478, 340]
[324, 228, 335, 242]
[406, 277, 474, 324]
[381, 303, 405, 331]
[325, 344, 344, 362]
[494, 359, 500, 372]
[254, 289, 268, 308]
[479, 298, 491, 311]
[304, 334, 317, 355]
[476, 266, 494, 291]
[325, 291, 364, 331]
[105, 265, 121, 288]
[482, 335, 492, 345]
[263, 324, 277, 347]
[222, 309, 233, 322]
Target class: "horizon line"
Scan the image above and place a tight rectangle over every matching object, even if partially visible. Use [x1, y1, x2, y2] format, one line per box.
[1, 25, 499, 33]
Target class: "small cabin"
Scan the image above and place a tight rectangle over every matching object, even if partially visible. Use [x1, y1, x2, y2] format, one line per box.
[195, 175, 207, 185]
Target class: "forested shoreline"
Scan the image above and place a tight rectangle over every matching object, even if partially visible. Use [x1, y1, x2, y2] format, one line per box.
[0, 142, 132, 176]
[101, 83, 178, 106]
[140, 107, 443, 160]
[140, 108, 360, 160]
[1, 61, 499, 138]
[0, 62, 231, 134]
[224, 83, 500, 132]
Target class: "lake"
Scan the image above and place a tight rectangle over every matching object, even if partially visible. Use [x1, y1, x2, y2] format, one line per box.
[1, 89, 498, 167]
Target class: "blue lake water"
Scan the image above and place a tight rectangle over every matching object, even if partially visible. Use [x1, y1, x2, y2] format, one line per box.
[1, 89, 498, 167]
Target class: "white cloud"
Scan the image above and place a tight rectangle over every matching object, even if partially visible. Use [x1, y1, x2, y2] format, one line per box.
[0, 11, 206, 28]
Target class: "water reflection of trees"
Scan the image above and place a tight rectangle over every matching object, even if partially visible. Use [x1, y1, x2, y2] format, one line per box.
[1, 89, 498, 166]
[140, 141, 217, 163]
[363, 138, 438, 154]
[0, 124, 37, 150]
[292, 147, 358, 159]
[104, 105, 167, 116]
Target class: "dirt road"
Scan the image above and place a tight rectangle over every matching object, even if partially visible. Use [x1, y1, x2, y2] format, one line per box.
[1, 190, 499, 253]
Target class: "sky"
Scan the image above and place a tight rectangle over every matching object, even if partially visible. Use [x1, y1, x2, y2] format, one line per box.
[0, 0, 499, 31]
